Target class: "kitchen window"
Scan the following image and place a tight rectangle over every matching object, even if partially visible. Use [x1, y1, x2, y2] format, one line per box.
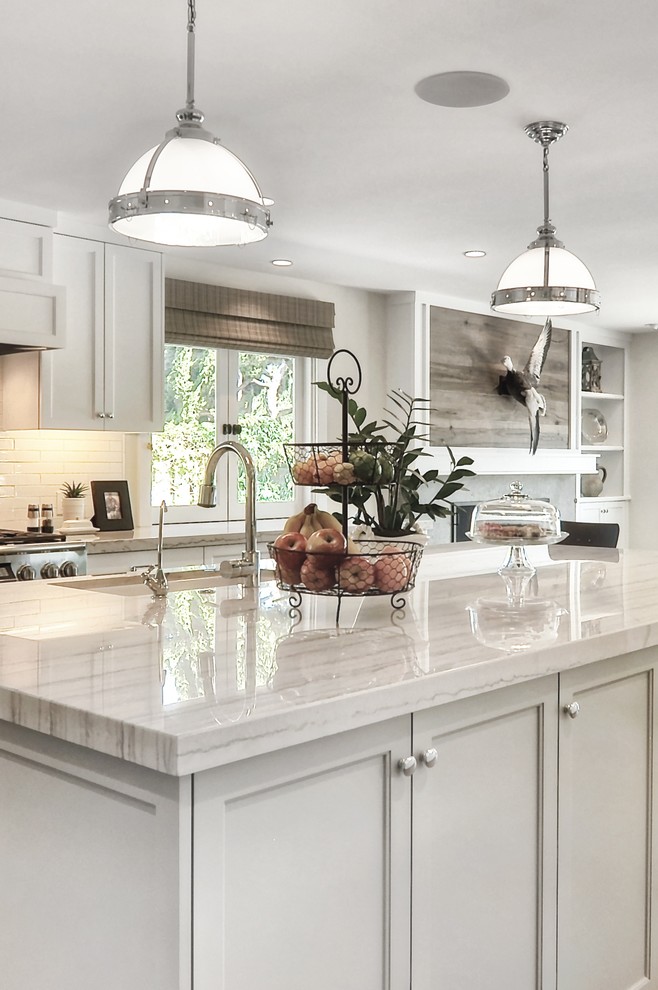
[151, 345, 311, 524]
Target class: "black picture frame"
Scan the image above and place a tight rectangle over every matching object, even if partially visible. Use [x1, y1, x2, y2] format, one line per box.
[90, 480, 134, 532]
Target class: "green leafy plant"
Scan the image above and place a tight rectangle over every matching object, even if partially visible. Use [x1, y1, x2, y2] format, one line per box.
[315, 382, 476, 537]
[59, 481, 89, 499]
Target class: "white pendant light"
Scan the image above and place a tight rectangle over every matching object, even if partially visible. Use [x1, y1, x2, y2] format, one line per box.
[108, 0, 272, 247]
[491, 121, 600, 317]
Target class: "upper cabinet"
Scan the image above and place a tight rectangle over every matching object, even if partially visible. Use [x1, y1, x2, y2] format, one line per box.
[2, 235, 164, 432]
[0, 217, 54, 281]
[0, 218, 65, 350]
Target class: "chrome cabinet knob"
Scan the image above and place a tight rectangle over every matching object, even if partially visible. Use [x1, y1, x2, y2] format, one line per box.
[106, 412, 114, 419]
[563, 701, 581, 719]
[97, 412, 106, 419]
[397, 755, 417, 777]
[420, 747, 438, 768]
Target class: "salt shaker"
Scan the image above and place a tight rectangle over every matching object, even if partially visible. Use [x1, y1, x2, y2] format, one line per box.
[26, 504, 40, 533]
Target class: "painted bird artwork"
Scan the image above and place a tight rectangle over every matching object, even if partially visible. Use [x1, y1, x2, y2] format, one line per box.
[496, 318, 552, 455]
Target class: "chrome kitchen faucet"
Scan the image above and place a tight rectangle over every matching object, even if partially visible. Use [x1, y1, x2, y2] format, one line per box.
[198, 441, 260, 582]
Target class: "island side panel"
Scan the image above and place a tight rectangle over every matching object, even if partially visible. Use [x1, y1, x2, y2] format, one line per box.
[0, 722, 191, 990]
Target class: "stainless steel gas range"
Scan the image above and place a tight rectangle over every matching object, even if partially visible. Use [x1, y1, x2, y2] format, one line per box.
[0, 530, 87, 582]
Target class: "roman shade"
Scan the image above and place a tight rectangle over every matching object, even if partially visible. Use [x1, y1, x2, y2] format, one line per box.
[165, 278, 335, 359]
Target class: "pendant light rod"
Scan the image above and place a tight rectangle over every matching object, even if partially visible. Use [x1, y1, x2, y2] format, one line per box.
[186, 0, 196, 112]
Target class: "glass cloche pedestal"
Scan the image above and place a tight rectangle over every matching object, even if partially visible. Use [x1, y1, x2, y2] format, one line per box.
[466, 481, 567, 575]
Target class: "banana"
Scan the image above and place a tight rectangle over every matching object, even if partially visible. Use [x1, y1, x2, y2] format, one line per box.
[314, 507, 343, 533]
[284, 503, 345, 539]
[283, 507, 307, 534]
[300, 504, 321, 538]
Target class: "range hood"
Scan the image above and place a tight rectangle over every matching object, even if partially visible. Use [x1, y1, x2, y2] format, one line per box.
[0, 276, 65, 352]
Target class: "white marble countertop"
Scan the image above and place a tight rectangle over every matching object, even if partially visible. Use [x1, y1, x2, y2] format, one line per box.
[0, 543, 655, 777]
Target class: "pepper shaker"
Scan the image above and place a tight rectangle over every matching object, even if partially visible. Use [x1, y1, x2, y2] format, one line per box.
[41, 504, 54, 535]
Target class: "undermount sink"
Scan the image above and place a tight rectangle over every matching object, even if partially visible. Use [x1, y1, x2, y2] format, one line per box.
[57, 567, 257, 597]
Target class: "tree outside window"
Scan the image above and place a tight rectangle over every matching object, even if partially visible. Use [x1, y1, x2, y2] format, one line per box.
[152, 345, 295, 510]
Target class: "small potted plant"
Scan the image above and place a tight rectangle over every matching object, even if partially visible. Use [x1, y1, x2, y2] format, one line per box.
[60, 481, 89, 523]
[316, 383, 476, 542]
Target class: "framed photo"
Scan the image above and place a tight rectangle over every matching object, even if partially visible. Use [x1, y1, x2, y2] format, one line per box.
[90, 480, 134, 532]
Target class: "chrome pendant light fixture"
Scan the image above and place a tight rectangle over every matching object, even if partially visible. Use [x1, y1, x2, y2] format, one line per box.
[108, 0, 272, 247]
[491, 121, 600, 316]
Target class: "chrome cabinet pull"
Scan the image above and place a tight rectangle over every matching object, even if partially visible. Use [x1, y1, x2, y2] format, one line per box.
[397, 756, 417, 777]
[420, 747, 438, 768]
[563, 701, 580, 719]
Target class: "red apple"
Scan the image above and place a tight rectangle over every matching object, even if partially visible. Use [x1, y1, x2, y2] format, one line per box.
[374, 552, 411, 593]
[306, 527, 347, 562]
[273, 531, 307, 584]
[338, 556, 376, 593]
[300, 555, 336, 591]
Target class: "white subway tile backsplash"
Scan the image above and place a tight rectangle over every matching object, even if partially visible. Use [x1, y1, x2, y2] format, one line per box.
[0, 429, 127, 528]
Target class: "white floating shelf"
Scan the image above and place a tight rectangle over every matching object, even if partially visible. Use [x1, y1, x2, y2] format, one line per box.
[581, 445, 624, 453]
[580, 392, 624, 401]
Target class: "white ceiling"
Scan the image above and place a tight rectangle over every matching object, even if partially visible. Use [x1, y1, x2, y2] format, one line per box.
[4, 0, 658, 333]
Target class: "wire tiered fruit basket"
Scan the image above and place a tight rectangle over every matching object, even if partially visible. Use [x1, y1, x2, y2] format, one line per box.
[268, 349, 424, 622]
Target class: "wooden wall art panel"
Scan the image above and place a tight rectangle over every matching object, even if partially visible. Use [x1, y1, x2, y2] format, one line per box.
[429, 306, 570, 450]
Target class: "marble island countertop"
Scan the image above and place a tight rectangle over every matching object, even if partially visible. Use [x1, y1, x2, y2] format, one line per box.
[0, 543, 656, 777]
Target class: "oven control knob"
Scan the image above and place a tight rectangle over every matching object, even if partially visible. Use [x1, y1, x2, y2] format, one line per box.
[58, 561, 78, 578]
[40, 562, 60, 580]
[16, 564, 36, 581]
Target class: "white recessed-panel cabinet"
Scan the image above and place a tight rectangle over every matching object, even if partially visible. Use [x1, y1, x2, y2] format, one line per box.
[558, 650, 658, 990]
[412, 678, 558, 990]
[194, 657, 657, 989]
[193, 718, 412, 990]
[1, 234, 163, 432]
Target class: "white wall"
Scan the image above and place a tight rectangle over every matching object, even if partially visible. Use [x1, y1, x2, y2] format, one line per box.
[628, 333, 657, 548]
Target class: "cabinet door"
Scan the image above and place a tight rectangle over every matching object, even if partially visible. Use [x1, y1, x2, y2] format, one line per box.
[104, 244, 163, 433]
[41, 234, 105, 428]
[0, 217, 53, 280]
[576, 499, 627, 546]
[412, 677, 559, 990]
[558, 649, 658, 990]
[193, 717, 412, 990]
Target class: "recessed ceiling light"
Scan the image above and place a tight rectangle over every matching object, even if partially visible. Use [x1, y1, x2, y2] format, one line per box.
[271, 259, 293, 267]
[415, 71, 509, 108]
[463, 249, 487, 258]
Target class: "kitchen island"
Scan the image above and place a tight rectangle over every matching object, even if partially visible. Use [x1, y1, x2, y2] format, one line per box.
[1, 544, 656, 990]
